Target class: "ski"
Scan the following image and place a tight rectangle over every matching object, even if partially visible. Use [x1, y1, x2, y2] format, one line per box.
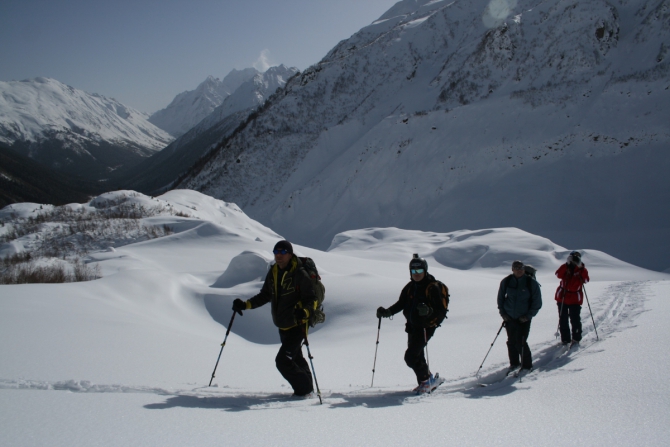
[560, 340, 579, 357]
[415, 373, 445, 395]
[513, 367, 533, 379]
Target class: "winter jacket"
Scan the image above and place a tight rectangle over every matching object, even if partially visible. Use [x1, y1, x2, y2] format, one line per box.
[247, 256, 317, 330]
[554, 263, 590, 306]
[497, 274, 542, 320]
[388, 273, 449, 331]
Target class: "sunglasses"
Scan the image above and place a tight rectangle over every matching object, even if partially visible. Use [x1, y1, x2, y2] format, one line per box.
[410, 269, 425, 274]
[512, 266, 524, 271]
[273, 249, 289, 255]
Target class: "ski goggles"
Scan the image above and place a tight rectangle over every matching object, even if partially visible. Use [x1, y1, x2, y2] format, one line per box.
[273, 249, 289, 255]
[410, 268, 425, 274]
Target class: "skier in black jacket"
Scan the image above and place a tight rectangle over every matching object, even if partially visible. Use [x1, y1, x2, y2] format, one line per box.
[377, 254, 449, 393]
[232, 240, 317, 397]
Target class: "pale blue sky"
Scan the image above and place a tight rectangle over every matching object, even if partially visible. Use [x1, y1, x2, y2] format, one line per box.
[0, 0, 399, 113]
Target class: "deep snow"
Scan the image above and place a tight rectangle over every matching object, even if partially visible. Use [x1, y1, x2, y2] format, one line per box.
[1, 189, 668, 446]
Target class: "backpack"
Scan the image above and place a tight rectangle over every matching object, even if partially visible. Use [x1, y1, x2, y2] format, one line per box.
[504, 264, 540, 291]
[298, 257, 326, 327]
[426, 281, 450, 327]
[524, 264, 537, 281]
[410, 280, 450, 328]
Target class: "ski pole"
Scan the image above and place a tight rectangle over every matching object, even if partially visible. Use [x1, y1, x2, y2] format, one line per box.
[209, 310, 238, 386]
[424, 327, 430, 372]
[303, 322, 323, 404]
[556, 287, 566, 339]
[583, 285, 599, 341]
[475, 321, 505, 377]
[518, 337, 526, 383]
[371, 317, 382, 387]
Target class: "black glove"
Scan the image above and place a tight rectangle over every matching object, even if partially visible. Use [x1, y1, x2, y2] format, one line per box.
[232, 298, 246, 316]
[376, 307, 392, 319]
[416, 303, 433, 317]
[519, 315, 529, 323]
[501, 313, 512, 323]
[294, 307, 309, 322]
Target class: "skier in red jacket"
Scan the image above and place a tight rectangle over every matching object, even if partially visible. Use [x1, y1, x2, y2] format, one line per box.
[555, 251, 590, 345]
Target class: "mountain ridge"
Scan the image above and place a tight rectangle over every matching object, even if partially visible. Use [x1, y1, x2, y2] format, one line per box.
[114, 65, 299, 194]
[148, 68, 259, 138]
[0, 77, 173, 180]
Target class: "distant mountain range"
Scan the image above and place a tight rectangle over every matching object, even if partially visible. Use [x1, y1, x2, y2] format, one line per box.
[0, 77, 173, 181]
[148, 68, 259, 138]
[0, 65, 298, 194]
[114, 65, 299, 193]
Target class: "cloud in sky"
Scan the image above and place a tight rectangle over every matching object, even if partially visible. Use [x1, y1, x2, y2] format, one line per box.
[253, 49, 274, 72]
[482, 0, 518, 28]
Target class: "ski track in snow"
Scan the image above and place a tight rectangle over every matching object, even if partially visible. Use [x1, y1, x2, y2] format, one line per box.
[0, 280, 653, 410]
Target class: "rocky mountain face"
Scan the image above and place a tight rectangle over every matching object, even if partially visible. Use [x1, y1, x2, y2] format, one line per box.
[148, 68, 259, 137]
[176, 0, 670, 271]
[116, 65, 299, 194]
[0, 77, 173, 181]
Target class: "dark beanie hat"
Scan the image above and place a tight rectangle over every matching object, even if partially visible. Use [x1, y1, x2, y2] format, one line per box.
[273, 240, 293, 254]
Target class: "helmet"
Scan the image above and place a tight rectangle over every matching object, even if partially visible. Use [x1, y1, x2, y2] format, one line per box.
[409, 253, 428, 274]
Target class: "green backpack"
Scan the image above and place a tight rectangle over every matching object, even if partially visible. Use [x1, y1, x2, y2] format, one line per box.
[298, 257, 326, 327]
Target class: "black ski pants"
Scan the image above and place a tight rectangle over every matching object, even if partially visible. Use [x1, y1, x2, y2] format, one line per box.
[557, 303, 582, 344]
[505, 319, 533, 369]
[276, 326, 313, 396]
[405, 327, 436, 384]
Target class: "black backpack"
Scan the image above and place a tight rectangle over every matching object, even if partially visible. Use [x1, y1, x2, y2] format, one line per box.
[298, 257, 326, 327]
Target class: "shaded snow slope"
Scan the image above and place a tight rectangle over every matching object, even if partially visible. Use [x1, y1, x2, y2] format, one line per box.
[0, 189, 668, 446]
[177, 0, 670, 271]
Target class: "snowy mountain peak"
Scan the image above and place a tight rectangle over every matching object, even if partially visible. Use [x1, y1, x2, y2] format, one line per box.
[149, 68, 259, 137]
[0, 77, 173, 180]
[0, 77, 171, 149]
[184, 64, 299, 137]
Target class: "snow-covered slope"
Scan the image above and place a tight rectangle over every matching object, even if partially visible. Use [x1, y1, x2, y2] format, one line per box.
[117, 65, 299, 194]
[177, 0, 670, 271]
[148, 68, 258, 138]
[0, 77, 174, 179]
[1, 189, 668, 446]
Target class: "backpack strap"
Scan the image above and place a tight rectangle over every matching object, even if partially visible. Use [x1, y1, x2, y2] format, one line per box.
[504, 274, 514, 295]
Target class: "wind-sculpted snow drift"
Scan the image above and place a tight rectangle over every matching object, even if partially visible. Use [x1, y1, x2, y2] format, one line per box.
[178, 0, 670, 271]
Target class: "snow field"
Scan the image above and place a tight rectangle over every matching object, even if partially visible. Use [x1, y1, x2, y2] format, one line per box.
[1, 189, 669, 446]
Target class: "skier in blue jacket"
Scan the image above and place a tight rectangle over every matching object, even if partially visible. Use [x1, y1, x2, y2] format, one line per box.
[497, 260, 542, 372]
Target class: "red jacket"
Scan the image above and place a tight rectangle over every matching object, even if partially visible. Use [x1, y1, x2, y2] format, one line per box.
[554, 263, 590, 305]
